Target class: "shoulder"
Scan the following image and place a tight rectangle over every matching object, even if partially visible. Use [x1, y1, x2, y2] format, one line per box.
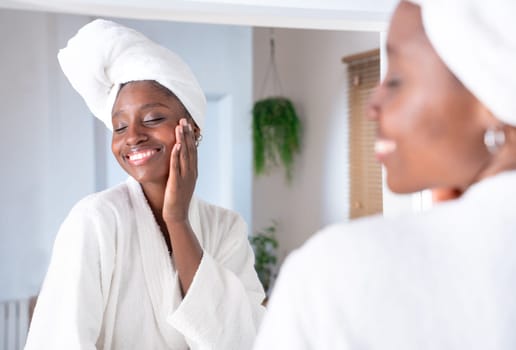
[298, 215, 400, 260]
[269, 215, 419, 329]
[282, 213, 432, 293]
[69, 182, 131, 219]
[299, 206, 454, 262]
[279, 206, 468, 301]
[59, 182, 131, 242]
[193, 196, 245, 229]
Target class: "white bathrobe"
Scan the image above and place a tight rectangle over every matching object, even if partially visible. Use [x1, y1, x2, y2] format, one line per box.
[26, 177, 265, 350]
[254, 171, 516, 349]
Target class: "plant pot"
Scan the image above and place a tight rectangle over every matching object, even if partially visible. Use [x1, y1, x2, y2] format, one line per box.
[253, 96, 301, 181]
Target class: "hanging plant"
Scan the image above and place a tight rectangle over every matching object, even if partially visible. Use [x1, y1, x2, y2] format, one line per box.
[253, 29, 302, 182]
[253, 97, 301, 181]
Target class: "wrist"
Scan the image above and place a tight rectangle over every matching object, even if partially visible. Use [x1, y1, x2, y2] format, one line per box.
[164, 217, 191, 230]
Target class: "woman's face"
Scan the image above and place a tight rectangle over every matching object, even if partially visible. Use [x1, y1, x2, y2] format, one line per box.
[111, 81, 189, 186]
[368, 1, 492, 194]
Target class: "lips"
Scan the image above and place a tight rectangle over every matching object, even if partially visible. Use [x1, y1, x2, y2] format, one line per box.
[374, 138, 397, 161]
[125, 147, 161, 166]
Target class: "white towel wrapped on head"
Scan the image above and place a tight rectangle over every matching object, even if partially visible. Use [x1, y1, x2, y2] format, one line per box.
[407, 0, 516, 126]
[58, 19, 206, 131]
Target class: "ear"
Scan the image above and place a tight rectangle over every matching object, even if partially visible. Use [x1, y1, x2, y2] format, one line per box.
[192, 120, 201, 140]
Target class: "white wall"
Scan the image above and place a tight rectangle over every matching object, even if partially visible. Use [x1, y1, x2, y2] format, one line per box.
[0, 10, 92, 301]
[252, 28, 379, 261]
[0, 9, 254, 301]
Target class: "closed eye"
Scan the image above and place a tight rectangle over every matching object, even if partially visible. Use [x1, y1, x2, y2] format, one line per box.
[143, 116, 166, 125]
[385, 77, 401, 88]
[114, 125, 127, 133]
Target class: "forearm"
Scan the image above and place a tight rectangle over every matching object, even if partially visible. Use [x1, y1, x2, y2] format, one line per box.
[165, 219, 203, 295]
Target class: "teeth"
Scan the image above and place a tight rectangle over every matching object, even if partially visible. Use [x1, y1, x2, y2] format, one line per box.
[375, 139, 397, 155]
[128, 150, 156, 161]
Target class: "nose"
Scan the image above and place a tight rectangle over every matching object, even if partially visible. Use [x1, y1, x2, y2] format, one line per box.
[125, 123, 148, 146]
[366, 83, 383, 122]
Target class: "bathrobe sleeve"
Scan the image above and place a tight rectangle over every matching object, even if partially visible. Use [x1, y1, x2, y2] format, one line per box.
[25, 198, 115, 350]
[167, 211, 266, 349]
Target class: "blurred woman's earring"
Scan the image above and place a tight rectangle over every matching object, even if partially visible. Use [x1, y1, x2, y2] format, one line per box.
[195, 134, 203, 147]
[484, 127, 506, 154]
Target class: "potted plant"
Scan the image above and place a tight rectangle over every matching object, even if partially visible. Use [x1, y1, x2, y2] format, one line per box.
[253, 97, 301, 181]
[253, 30, 302, 182]
[249, 222, 279, 295]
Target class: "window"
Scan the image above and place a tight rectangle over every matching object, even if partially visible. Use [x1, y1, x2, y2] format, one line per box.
[343, 49, 382, 219]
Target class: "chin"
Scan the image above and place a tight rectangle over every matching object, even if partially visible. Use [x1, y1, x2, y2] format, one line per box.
[133, 172, 168, 187]
[123, 169, 150, 184]
[120, 162, 168, 185]
[386, 176, 424, 194]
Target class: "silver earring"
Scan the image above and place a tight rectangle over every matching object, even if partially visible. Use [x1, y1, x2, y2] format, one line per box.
[195, 134, 203, 147]
[483, 127, 506, 154]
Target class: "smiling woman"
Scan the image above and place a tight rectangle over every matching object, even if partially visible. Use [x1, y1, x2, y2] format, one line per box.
[254, 0, 516, 349]
[24, 19, 265, 350]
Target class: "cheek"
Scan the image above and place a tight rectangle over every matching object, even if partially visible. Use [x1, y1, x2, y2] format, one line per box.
[414, 91, 478, 155]
[111, 136, 122, 157]
[110, 137, 129, 169]
[381, 92, 422, 139]
[165, 130, 177, 149]
[163, 125, 178, 142]
[159, 130, 178, 160]
[384, 86, 444, 143]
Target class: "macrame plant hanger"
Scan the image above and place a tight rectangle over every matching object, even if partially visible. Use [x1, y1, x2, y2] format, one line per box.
[252, 28, 302, 182]
[258, 28, 284, 100]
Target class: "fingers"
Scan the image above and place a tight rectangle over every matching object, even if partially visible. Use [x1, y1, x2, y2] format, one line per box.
[176, 118, 197, 179]
[172, 122, 183, 177]
[170, 141, 181, 182]
[179, 119, 189, 176]
[183, 119, 198, 176]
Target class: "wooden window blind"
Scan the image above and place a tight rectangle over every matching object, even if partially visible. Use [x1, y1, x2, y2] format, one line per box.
[342, 49, 383, 219]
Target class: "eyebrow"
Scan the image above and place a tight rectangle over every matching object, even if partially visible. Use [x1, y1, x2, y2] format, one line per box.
[112, 102, 171, 119]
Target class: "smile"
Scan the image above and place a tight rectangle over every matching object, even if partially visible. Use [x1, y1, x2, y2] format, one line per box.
[374, 139, 397, 160]
[125, 148, 160, 165]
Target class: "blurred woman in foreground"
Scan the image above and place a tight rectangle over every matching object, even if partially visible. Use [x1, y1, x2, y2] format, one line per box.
[254, 0, 516, 348]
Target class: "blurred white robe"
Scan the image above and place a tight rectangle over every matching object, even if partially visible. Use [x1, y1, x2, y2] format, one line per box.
[26, 177, 265, 350]
[254, 171, 516, 350]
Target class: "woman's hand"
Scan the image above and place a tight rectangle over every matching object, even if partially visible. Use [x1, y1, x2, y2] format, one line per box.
[163, 118, 198, 224]
[162, 117, 203, 295]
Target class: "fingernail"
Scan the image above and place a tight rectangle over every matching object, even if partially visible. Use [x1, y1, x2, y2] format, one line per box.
[188, 124, 192, 132]
[176, 143, 181, 151]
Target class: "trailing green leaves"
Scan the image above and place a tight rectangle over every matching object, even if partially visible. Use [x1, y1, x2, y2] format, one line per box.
[253, 97, 301, 181]
[249, 222, 279, 294]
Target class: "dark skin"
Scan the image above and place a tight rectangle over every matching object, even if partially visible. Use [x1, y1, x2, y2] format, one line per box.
[111, 80, 202, 295]
[368, 1, 516, 195]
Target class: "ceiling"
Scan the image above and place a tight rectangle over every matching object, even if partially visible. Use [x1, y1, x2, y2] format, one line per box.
[0, 0, 397, 31]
